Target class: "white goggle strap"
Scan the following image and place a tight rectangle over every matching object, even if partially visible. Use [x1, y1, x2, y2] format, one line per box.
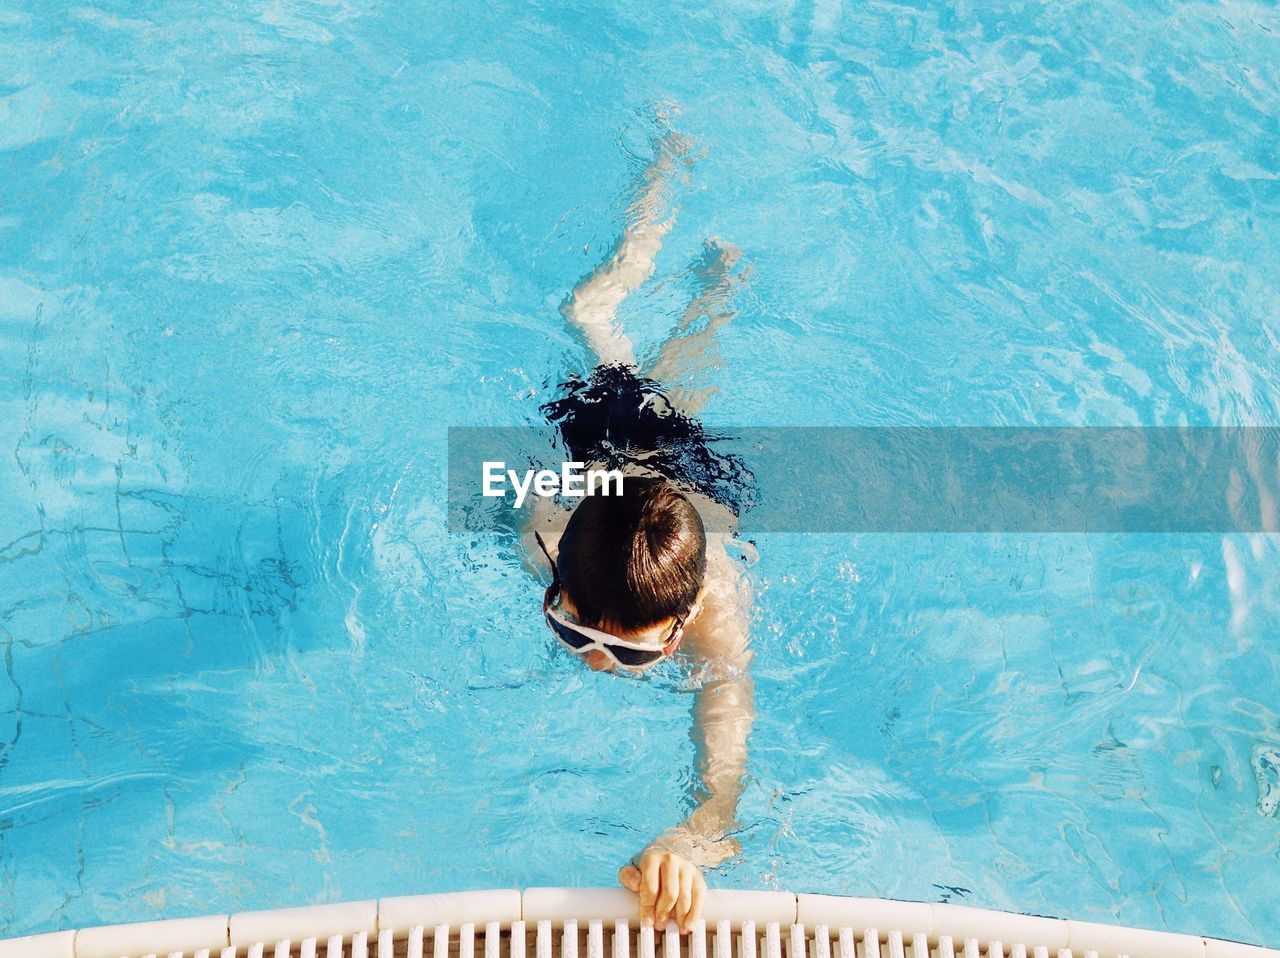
[544, 605, 667, 653]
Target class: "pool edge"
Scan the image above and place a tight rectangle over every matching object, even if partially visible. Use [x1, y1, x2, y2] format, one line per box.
[1, 887, 1274, 958]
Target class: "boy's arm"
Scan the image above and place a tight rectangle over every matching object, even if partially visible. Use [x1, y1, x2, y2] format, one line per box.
[678, 536, 755, 861]
[619, 669, 753, 933]
[651, 661, 755, 866]
[619, 555, 754, 930]
[687, 667, 755, 855]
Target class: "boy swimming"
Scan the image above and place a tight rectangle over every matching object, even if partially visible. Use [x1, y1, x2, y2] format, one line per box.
[523, 130, 755, 935]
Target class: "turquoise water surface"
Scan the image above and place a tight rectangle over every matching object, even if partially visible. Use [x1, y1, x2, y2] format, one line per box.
[2, 0, 1280, 946]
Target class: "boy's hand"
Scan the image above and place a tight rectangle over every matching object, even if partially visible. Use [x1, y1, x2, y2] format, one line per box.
[618, 849, 706, 933]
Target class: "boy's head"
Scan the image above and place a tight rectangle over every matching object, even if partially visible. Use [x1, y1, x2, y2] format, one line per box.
[556, 477, 707, 636]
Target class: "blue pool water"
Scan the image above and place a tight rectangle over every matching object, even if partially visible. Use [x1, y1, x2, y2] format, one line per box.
[3, 0, 1280, 945]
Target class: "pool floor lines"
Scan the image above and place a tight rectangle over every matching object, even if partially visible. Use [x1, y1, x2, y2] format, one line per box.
[0, 889, 1274, 958]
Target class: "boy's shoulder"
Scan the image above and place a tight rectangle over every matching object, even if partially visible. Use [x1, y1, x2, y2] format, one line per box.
[683, 535, 752, 667]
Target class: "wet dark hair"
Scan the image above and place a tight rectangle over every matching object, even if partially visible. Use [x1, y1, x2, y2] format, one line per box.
[557, 477, 707, 633]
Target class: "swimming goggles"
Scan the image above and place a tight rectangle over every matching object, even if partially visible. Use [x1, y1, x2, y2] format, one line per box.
[535, 532, 684, 670]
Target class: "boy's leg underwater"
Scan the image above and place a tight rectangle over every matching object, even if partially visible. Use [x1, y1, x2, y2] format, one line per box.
[646, 237, 749, 417]
[560, 129, 693, 368]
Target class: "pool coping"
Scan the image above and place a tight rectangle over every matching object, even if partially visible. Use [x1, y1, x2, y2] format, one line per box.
[0, 887, 1274, 958]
